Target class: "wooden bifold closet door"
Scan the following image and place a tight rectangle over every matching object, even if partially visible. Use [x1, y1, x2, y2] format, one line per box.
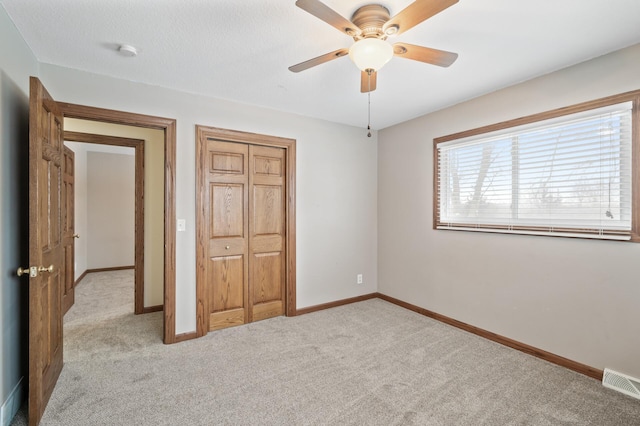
[203, 139, 286, 331]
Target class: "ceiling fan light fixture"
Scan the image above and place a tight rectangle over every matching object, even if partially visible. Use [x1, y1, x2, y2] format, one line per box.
[348, 38, 393, 71]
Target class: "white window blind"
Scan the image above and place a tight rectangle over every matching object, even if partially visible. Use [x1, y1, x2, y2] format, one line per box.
[436, 101, 633, 240]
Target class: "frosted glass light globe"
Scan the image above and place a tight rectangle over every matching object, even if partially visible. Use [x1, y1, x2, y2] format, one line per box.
[348, 38, 393, 71]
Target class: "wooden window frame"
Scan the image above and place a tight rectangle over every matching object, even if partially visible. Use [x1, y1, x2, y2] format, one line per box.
[433, 89, 640, 242]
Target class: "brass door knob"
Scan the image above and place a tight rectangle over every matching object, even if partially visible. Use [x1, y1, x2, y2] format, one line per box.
[16, 266, 32, 277]
[16, 265, 52, 277]
[39, 265, 54, 273]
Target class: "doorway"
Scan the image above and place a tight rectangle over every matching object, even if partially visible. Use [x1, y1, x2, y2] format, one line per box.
[59, 102, 177, 343]
[63, 131, 147, 314]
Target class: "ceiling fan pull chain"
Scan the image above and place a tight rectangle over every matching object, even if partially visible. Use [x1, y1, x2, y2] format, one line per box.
[367, 69, 372, 137]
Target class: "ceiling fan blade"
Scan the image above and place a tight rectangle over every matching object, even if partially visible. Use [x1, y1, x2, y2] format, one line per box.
[361, 70, 377, 93]
[295, 0, 362, 37]
[288, 48, 350, 73]
[393, 42, 458, 67]
[383, 0, 458, 36]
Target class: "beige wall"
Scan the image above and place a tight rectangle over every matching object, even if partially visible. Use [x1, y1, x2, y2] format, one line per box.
[40, 63, 379, 334]
[64, 119, 165, 307]
[87, 151, 135, 268]
[378, 43, 640, 378]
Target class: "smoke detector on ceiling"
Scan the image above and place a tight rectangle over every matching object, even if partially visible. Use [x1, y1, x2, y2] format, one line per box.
[118, 44, 138, 57]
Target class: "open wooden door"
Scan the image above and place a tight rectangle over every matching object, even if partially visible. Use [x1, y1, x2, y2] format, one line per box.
[62, 145, 75, 314]
[24, 76, 65, 425]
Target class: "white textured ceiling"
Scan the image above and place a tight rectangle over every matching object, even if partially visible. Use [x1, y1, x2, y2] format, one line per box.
[2, 0, 640, 129]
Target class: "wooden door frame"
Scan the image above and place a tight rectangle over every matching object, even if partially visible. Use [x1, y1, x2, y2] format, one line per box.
[64, 131, 146, 315]
[195, 125, 297, 338]
[60, 103, 177, 344]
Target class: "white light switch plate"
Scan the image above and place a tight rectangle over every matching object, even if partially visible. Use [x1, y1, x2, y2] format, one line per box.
[177, 219, 186, 232]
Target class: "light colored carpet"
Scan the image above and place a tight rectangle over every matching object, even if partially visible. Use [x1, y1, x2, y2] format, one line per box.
[11, 270, 640, 425]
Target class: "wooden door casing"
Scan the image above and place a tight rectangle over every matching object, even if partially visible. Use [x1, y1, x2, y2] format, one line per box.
[195, 126, 296, 337]
[28, 77, 64, 426]
[62, 145, 75, 314]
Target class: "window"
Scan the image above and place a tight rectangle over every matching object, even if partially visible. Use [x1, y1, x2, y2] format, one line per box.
[434, 92, 640, 241]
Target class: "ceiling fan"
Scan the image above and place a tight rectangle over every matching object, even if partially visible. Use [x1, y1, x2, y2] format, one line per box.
[289, 0, 459, 93]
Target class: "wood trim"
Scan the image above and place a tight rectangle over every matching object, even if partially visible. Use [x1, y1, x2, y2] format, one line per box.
[286, 137, 297, 317]
[61, 103, 176, 129]
[194, 126, 207, 338]
[434, 89, 640, 144]
[433, 89, 640, 240]
[64, 131, 146, 314]
[432, 140, 439, 231]
[163, 120, 177, 343]
[195, 125, 297, 337]
[174, 331, 198, 343]
[64, 131, 144, 147]
[74, 270, 88, 287]
[632, 96, 640, 242]
[60, 102, 177, 344]
[376, 293, 604, 380]
[86, 265, 135, 273]
[142, 305, 163, 314]
[296, 293, 378, 316]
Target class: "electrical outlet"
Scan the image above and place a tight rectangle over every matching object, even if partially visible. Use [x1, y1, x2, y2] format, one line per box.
[177, 219, 186, 232]
[357, 274, 363, 284]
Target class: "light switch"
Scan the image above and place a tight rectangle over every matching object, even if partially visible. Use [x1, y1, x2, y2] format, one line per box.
[177, 219, 186, 232]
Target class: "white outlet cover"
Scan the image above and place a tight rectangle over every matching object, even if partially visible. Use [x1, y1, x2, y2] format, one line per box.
[177, 219, 186, 232]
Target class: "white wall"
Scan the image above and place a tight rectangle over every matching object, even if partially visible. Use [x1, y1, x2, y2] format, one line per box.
[86, 152, 135, 269]
[378, 43, 640, 379]
[64, 142, 88, 281]
[64, 143, 138, 277]
[39, 63, 379, 334]
[0, 5, 38, 422]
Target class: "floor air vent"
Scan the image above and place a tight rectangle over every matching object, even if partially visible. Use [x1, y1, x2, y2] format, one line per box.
[603, 368, 640, 400]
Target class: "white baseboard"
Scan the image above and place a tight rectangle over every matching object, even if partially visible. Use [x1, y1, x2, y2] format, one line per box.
[1, 377, 24, 426]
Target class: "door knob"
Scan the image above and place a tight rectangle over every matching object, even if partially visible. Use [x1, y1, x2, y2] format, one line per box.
[16, 265, 54, 277]
[16, 266, 35, 277]
[73, 234, 80, 238]
[39, 265, 54, 273]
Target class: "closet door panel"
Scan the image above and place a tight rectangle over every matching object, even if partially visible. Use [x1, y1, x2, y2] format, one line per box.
[205, 141, 249, 331]
[249, 145, 285, 322]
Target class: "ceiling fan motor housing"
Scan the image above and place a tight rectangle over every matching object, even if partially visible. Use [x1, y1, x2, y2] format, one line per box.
[351, 4, 391, 40]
